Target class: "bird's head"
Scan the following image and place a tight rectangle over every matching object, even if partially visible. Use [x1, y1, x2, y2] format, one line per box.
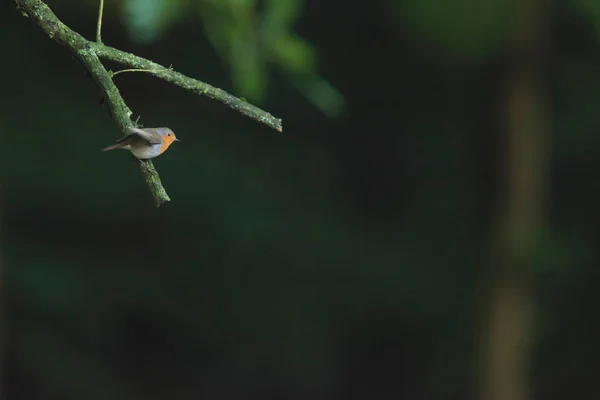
[157, 127, 179, 148]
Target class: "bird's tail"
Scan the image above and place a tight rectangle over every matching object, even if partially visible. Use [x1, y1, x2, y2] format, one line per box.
[101, 136, 133, 151]
[102, 143, 124, 151]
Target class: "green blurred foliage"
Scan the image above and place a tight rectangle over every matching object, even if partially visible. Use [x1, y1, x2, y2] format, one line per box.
[123, 0, 189, 43]
[121, 0, 344, 116]
[5, 0, 600, 398]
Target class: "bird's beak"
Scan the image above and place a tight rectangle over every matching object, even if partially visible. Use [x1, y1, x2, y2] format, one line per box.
[174, 138, 180, 142]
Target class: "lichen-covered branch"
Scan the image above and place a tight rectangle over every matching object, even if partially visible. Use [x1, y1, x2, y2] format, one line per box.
[77, 48, 171, 206]
[78, 47, 171, 207]
[12, 0, 170, 206]
[93, 45, 283, 132]
[11, 0, 283, 207]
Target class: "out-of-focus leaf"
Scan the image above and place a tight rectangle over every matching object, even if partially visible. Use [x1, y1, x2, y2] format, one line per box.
[261, 0, 303, 35]
[197, 0, 235, 59]
[269, 34, 316, 75]
[122, 0, 189, 44]
[230, 23, 267, 101]
[122, 0, 344, 115]
[290, 75, 345, 118]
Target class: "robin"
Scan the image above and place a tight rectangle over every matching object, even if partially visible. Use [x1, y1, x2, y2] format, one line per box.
[102, 126, 179, 159]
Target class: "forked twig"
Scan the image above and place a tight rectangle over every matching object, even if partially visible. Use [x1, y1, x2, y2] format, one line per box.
[13, 0, 283, 206]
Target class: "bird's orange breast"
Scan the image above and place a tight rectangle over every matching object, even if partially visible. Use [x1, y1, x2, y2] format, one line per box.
[159, 137, 178, 154]
[159, 139, 170, 154]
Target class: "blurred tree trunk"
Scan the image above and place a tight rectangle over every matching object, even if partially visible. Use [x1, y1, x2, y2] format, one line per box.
[477, 0, 549, 400]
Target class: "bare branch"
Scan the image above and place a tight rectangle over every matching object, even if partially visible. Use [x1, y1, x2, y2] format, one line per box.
[96, 0, 104, 43]
[93, 44, 283, 132]
[77, 48, 170, 206]
[13, 0, 170, 206]
[111, 67, 173, 77]
[11, 0, 284, 206]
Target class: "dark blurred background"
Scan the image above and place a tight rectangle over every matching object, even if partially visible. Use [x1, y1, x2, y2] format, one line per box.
[2, 0, 600, 399]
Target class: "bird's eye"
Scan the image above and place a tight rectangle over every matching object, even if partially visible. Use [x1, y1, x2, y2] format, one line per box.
[168, 132, 171, 136]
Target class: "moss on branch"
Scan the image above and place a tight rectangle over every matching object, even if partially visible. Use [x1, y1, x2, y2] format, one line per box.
[93, 45, 283, 132]
[12, 0, 283, 207]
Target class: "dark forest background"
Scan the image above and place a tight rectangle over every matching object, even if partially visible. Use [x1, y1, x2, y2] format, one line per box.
[3, 0, 600, 399]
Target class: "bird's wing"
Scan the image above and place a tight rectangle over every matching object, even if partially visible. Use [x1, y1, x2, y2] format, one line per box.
[127, 127, 162, 144]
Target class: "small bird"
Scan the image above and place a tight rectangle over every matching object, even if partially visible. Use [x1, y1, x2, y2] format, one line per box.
[102, 126, 179, 159]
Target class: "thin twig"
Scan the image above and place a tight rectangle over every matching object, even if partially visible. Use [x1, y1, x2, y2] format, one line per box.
[12, 0, 283, 206]
[96, 0, 103, 43]
[14, 0, 170, 206]
[111, 67, 172, 77]
[93, 44, 283, 132]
